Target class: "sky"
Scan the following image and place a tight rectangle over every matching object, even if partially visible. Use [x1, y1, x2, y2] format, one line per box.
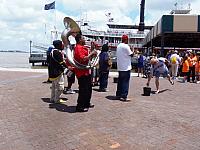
[0, 0, 199, 52]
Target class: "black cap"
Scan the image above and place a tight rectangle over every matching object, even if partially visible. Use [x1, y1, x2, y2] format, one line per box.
[53, 40, 63, 50]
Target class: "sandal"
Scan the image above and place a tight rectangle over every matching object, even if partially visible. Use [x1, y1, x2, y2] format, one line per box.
[170, 80, 174, 85]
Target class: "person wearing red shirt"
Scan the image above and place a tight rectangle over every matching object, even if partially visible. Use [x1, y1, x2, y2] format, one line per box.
[74, 34, 97, 112]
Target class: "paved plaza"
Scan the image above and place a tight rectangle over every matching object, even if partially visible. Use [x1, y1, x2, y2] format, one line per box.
[0, 70, 200, 150]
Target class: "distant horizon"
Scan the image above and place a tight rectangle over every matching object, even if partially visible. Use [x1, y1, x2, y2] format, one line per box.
[0, 50, 29, 53]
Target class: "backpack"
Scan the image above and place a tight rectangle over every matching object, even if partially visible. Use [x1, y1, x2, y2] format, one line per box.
[171, 56, 177, 64]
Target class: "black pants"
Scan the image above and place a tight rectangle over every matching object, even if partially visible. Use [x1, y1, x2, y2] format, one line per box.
[77, 75, 92, 108]
[187, 66, 195, 82]
[99, 71, 109, 89]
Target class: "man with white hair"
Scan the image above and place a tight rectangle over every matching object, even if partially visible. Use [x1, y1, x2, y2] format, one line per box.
[146, 57, 174, 94]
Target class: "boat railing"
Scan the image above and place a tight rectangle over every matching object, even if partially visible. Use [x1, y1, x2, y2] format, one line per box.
[82, 30, 145, 38]
[29, 41, 48, 66]
[109, 43, 143, 48]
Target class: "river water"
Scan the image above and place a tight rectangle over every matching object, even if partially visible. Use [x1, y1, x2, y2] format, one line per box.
[0, 52, 32, 68]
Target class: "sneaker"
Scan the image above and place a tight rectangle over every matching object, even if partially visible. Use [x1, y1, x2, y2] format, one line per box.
[46, 80, 52, 83]
[155, 90, 160, 94]
[76, 107, 88, 112]
[182, 79, 186, 83]
[99, 88, 109, 92]
[88, 103, 95, 108]
[170, 80, 174, 85]
[55, 99, 67, 104]
[64, 88, 76, 94]
[120, 97, 131, 101]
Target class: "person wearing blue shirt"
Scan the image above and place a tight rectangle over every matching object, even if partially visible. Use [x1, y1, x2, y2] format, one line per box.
[99, 44, 111, 92]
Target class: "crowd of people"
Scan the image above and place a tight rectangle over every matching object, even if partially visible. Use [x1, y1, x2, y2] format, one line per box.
[136, 49, 200, 93]
[46, 34, 200, 112]
[139, 50, 200, 83]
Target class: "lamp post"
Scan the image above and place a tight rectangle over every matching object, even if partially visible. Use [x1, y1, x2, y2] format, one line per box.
[30, 40, 32, 57]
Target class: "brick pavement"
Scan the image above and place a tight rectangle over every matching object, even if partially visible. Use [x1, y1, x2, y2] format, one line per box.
[0, 70, 200, 150]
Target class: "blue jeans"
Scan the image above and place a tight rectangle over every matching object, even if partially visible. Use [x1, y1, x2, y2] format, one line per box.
[116, 70, 131, 99]
[99, 71, 109, 89]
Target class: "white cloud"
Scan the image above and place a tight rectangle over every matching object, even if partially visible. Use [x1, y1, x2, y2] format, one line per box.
[0, 0, 200, 51]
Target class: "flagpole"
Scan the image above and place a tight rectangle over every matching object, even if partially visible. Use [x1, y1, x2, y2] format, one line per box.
[44, 1, 56, 42]
[54, 0, 56, 29]
[54, 0, 57, 40]
[44, 23, 48, 45]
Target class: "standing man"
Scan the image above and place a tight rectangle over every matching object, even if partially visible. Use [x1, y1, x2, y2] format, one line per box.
[46, 45, 54, 83]
[170, 50, 181, 80]
[74, 34, 97, 112]
[49, 40, 67, 103]
[116, 35, 133, 101]
[63, 34, 77, 94]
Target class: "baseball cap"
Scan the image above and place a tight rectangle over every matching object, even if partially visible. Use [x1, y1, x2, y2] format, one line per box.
[122, 34, 128, 40]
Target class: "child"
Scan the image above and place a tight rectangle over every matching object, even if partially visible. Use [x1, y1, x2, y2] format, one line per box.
[181, 55, 189, 83]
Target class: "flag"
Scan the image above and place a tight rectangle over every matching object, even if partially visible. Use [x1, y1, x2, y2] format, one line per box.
[44, 1, 55, 10]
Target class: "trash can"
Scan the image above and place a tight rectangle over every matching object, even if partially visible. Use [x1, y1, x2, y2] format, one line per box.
[143, 87, 151, 96]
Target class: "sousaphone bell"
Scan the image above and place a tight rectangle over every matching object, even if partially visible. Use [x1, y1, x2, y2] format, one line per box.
[61, 17, 100, 69]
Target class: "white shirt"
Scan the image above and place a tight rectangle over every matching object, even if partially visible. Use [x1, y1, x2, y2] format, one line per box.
[68, 35, 76, 45]
[116, 43, 133, 71]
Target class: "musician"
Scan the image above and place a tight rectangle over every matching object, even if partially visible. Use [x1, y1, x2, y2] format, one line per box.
[74, 34, 97, 112]
[48, 40, 67, 103]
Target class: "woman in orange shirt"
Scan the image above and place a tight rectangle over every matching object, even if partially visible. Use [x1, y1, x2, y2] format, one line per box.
[182, 55, 189, 83]
[195, 55, 200, 83]
[187, 52, 197, 82]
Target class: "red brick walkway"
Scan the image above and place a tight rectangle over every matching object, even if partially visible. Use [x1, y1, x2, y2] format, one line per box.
[0, 70, 200, 150]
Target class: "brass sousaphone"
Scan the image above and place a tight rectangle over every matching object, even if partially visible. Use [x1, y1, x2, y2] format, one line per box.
[61, 17, 100, 69]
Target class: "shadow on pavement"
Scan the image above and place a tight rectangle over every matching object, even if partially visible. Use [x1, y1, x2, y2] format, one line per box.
[151, 89, 172, 94]
[106, 95, 120, 101]
[93, 88, 100, 92]
[41, 98, 52, 103]
[141, 89, 172, 96]
[41, 97, 68, 103]
[41, 98, 76, 113]
[177, 80, 185, 83]
[49, 103, 76, 113]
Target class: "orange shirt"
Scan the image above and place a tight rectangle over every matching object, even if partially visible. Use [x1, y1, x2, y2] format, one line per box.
[195, 61, 200, 73]
[188, 57, 192, 67]
[188, 56, 197, 67]
[182, 60, 189, 73]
